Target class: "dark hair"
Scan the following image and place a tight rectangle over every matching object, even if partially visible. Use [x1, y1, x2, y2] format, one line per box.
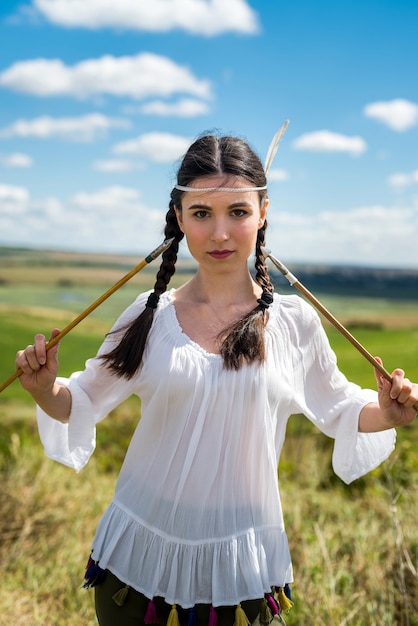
[101, 134, 274, 377]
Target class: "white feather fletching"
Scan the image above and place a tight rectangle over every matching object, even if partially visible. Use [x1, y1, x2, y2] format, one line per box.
[264, 120, 290, 176]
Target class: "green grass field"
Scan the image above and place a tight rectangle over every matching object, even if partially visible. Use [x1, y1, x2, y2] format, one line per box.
[1, 252, 418, 625]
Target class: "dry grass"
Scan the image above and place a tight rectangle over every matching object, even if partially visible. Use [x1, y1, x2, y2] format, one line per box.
[282, 437, 418, 625]
[0, 405, 123, 626]
[1, 405, 417, 626]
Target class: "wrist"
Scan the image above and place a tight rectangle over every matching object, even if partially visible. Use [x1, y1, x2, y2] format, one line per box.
[359, 402, 394, 433]
[34, 383, 71, 424]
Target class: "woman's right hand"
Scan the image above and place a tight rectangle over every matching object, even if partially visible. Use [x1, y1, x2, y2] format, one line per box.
[16, 328, 61, 394]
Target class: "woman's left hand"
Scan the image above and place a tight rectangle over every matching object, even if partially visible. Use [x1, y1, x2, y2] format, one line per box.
[374, 357, 418, 428]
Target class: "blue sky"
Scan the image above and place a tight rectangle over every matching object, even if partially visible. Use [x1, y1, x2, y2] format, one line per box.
[0, 0, 417, 268]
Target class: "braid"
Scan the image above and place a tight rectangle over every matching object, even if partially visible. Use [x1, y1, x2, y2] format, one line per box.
[101, 201, 184, 378]
[152, 201, 183, 298]
[219, 221, 274, 371]
[254, 219, 274, 296]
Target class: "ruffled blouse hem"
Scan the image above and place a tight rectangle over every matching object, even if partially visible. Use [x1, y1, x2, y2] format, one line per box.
[91, 501, 293, 608]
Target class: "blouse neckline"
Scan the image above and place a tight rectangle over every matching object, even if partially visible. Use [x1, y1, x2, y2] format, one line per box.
[165, 289, 223, 359]
[162, 288, 278, 359]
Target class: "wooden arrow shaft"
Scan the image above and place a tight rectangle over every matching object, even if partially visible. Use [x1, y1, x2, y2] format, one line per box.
[0, 238, 173, 393]
[263, 249, 418, 412]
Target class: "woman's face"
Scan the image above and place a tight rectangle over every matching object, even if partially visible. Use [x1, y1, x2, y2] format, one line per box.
[175, 175, 268, 271]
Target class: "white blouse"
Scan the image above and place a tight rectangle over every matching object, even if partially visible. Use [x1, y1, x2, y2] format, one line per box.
[36, 290, 395, 608]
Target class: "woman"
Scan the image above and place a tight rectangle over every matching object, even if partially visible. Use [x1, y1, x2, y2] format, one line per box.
[16, 134, 417, 626]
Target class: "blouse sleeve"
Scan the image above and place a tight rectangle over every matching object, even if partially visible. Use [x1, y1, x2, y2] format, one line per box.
[288, 297, 396, 484]
[36, 292, 149, 472]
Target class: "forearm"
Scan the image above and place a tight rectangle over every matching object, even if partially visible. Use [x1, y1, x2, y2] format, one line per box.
[32, 382, 72, 424]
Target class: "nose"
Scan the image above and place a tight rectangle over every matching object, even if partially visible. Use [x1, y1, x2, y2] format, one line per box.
[210, 216, 230, 243]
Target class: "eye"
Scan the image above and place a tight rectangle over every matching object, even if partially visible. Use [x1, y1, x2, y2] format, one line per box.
[192, 209, 210, 219]
[230, 208, 249, 217]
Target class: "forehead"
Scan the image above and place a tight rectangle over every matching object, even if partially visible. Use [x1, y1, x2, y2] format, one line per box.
[180, 175, 263, 207]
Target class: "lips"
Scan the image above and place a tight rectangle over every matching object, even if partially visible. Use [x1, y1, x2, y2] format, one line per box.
[208, 250, 233, 260]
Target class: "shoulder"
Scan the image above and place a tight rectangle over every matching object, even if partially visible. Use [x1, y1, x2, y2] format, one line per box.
[108, 289, 170, 333]
[271, 292, 319, 326]
[268, 293, 329, 358]
[125, 289, 173, 315]
[121, 290, 152, 320]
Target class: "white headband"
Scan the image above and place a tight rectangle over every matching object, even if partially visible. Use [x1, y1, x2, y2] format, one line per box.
[174, 184, 267, 193]
[174, 120, 290, 194]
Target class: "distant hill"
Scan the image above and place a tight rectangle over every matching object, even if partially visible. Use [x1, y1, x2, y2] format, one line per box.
[1, 246, 418, 301]
[270, 263, 418, 301]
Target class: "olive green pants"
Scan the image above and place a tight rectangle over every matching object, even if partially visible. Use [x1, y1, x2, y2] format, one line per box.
[94, 570, 262, 626]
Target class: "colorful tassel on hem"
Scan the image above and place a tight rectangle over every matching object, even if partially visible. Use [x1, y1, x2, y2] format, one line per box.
[259, 597, 273, 624]
[187, 607, 197, 626]
[83, 556, 107, 589]
[265, 593, 280, 616]
[167, 604, 180, 626]
[208, 605, 218, 626]
[235, 603, 250, 626]
[275, 587, 293, 612]
[144, 599, 159, 624]
[112, 584, 130, 606]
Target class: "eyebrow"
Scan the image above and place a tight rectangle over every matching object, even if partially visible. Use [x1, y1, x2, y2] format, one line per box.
[185, 201, 254, 211]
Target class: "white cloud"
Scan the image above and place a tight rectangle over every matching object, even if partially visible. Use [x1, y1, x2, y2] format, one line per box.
[388, 170, 418, 188]
[364, 99, 418, 131]
[0, 184, 30, 217]
[140, 98, 210, 117]
[0, 114, 130, 142]
[0, 152, 33, 167]
[93, 159, 142, 172]
[29, 0, 260, 36]
[71, 186, 142, 213]
[113, 132, 191, 163]
[0, 185, 166, 253]
[268, 168, 289, 182]
[0, 183, 29, 203]
[292, 130, 367, 156]
[0, 53, 212, 101]
[268, 204, 418, 267]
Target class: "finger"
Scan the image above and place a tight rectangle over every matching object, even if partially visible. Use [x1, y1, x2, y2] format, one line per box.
[389, 368, 405, 399]
[373, 356, 388, 390]
[16, 345, 39, 373]
[46, 328, 61, 360]
[34, 333, 47, 365]
[16, 348, 31, 373]
[394, 378, 416, 406]
[373, 356, 395, 411]
[25, 343, 43, 371]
